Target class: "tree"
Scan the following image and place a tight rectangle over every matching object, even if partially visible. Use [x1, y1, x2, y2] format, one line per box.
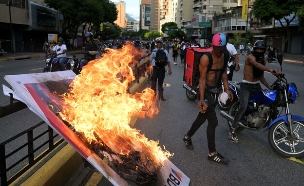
[45, 0, 117, 38]
[161, 22, 186, 40]
[144, 31, 161, 40]
[252, 0, 302, 53]
[99, 23, 121, 40]
[297, 5, 304, 30]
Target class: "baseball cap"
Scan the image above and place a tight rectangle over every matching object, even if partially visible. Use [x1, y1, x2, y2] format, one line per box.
[212, 33, 227, 51]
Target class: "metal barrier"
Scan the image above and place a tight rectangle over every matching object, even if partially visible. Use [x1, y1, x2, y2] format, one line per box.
[0, 121, 65, 186]
[0, 53, 151, 186]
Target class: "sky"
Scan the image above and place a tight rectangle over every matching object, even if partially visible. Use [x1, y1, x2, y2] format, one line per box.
[113, 0, 140, 21]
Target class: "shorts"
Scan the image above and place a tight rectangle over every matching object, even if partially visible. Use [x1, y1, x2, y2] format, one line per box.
[173, 50, 178, 57]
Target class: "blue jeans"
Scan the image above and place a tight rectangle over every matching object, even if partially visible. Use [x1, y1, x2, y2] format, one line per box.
[232, 82, 261, 129]
[58, 57, 67, 71]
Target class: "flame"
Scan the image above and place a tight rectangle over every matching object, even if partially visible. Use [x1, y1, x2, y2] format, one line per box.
[60, 43, 172, 168]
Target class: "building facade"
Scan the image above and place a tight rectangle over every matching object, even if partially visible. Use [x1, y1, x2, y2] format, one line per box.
[0, 0, 59, 52]
[140, 0, 151, 30]
[114, 1, 127, 28]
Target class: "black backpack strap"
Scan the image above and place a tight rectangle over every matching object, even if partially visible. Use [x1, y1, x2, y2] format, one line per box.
[205, 52, 213, 73]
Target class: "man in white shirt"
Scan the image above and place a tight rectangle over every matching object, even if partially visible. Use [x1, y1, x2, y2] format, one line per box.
[52, 37, 67, 71]
[239, 44, 244, 55]
[226, 41, 239, 81]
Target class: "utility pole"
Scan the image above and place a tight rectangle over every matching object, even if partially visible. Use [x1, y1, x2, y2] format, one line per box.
[8, 0, 14, 54]
[245, 0, 249, 35]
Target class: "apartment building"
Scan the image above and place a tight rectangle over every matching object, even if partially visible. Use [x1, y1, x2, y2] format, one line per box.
[114, 1, 127, 28]
[159, 0, 178, 34]
[150, 0, 160, 31]
[0, 0, 59, 52]
[140, 0, 151, 30]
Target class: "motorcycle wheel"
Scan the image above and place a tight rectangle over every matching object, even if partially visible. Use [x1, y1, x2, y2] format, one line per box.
[186, 89, 197, 101]
[268, 120, 304, 158]
[227, 101, 245, 133]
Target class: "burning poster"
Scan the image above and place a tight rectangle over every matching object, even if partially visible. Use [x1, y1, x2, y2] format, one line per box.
[3, 44, 190, 186]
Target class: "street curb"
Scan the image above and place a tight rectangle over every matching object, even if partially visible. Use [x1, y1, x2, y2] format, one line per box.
[19, 76, 149, 186]
[0, 50, 81, 61]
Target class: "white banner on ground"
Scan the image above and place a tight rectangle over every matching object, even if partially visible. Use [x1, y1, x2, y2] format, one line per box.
[3, 71, 190, 186]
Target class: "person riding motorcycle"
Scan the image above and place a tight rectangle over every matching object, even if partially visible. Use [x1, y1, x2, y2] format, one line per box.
[229, 40, 281, 143]
[266, 45, 276, 62]
[52, 37, 67, 71]
[80, 32, 98, 68]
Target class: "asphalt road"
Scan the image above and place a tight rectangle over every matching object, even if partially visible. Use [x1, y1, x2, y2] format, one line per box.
[134, 54, 304, 186]
[1, 53, 304, 186]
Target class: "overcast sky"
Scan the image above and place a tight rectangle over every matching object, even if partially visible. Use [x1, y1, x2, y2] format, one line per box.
[113, 0, 140, 21]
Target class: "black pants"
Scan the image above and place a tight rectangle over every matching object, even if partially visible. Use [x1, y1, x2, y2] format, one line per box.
[151, 66, 166, 96]
[186, 91, 218, 153]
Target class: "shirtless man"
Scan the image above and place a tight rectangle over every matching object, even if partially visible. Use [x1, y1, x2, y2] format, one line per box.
[183, 33, 233, 164]
[228, 40, 280, 143]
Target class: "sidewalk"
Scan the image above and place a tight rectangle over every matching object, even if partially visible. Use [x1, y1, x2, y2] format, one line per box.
[0, 50, 82, 61]
[283, 53, 304, 63]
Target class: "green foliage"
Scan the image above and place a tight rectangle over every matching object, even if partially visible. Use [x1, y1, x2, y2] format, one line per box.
[161, 22, 186, 40]
[144, 31, 161, 39]
[297, 5, 304, 30]
[99, 23, 121, 40]
[45, 0, 117, 37]
[253, 0, 302, 21]
[228, 31, 254, 48]
[161, 22, 178, 33]
[137, 29, 150, 38]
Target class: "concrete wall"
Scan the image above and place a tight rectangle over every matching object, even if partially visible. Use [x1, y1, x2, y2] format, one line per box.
[0, 4, 29, 25]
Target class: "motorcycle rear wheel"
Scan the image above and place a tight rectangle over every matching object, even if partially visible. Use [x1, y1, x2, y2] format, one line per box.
[186, 89, 197, 101]
[268, 120, 304, 158]
[227, 101, 245, 133]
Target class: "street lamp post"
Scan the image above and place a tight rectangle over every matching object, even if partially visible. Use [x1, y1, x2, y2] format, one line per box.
[8, 0, 14, 54]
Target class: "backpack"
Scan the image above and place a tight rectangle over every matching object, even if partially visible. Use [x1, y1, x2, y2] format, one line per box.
[154, 49, 168, 67]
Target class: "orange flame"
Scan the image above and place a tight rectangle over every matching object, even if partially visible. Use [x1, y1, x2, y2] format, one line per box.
[60, 43, 172, 167]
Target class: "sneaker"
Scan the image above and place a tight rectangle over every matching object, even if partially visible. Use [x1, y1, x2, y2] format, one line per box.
[208, 152, 229, 164]
[228, 131, 239, 143]
[183, 135, 194, 150]
[174, 62, 177, 65]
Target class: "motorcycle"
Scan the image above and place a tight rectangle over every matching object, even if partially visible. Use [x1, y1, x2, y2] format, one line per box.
[183, 80, 238, 106]
[43, 53, 74, 72]
[72, 54, 92, 75]
[220, 57, 304, 158]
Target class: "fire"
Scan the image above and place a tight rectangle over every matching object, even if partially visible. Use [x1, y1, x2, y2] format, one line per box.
[60, 43, 172, 168]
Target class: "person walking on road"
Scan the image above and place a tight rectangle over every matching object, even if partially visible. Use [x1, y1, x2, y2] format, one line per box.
[172, 40, 179, 65]
[239, 44, 244, 55]
[180, 41, 186, 66]
[228, 40, 281, 143]
[183, 33, 232, 164]
[150, 39, 172, 101]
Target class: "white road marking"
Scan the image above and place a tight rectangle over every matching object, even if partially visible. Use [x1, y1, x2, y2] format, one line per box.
[30, 68, 43, 71]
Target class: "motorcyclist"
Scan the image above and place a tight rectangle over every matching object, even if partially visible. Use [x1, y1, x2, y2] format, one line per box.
[229, 40, 281, 143]
[266, 45, 276, 61]
[80, 32, 98, 68]
[52, 37, 67, 71]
